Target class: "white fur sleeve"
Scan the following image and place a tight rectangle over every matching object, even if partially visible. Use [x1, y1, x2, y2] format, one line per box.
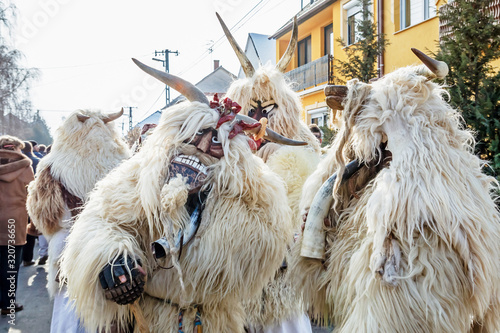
[60, 204, 143, 333]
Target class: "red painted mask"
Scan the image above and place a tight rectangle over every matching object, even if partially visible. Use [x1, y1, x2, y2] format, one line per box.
[248, 100, 277, 121]
[189, 127, 224, 159]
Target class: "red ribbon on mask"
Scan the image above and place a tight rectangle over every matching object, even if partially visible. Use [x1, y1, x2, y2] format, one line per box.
[211, 93, 241, 129]
[210, 94, 262, 150]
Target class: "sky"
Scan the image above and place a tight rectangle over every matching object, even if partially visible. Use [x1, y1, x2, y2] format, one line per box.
[11, 0, 301, 135]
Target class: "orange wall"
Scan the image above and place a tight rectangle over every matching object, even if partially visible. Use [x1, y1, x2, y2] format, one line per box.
[275, 0, 486, 125]
[277, 4, 334, 71]
[300, 90, 325, 123]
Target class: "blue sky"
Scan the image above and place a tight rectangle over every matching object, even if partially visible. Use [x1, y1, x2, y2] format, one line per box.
[12, 0, 301, 133]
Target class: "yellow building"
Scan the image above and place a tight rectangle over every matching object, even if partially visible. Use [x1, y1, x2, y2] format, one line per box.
[270, 0, 499, 125]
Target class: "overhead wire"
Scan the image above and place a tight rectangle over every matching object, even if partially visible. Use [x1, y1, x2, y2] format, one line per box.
[134, 88, 165, 124]
[31, 52, 155, 88]
[176, 0, 272, 76]
[137, 0, 274, 125]
[32, 0, 283, 127]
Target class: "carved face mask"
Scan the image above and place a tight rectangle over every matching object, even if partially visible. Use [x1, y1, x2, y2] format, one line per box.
[169, 127, 223, 194]
[248, 100, 277, 121]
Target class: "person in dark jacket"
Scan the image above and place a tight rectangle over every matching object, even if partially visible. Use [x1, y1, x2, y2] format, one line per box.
[21, 141, 39, 174]
[38, 144, 47, 157]
[0, 135, 35, 314]
[29, 140, 43, 158]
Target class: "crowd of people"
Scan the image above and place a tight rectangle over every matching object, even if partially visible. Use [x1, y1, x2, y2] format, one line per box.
[0, 135, 50, 315]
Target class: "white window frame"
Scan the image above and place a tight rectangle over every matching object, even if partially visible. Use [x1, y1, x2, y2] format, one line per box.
[344, 0, 363, 45]
[400, 0, 437, 30]
[343, 0, 374, 45]
[308, 107, 329, 127]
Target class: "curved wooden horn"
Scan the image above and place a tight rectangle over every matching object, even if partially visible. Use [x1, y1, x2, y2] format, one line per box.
[216, 12, 255, 78]
[411, 48, 449, 79]
[301, 160, 362, 259]
[102, 108, 124, 123]
[76, 113, 90, 123]
[276, 16, 298, 73]
[235, 114, 307, 146]
[132, 58, 209, 105]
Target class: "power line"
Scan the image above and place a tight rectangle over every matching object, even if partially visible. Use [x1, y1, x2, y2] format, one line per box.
[232, 0, 274, 34]
[136, 0, 274, 124]
[134, 88, 165, 124]
[176, 0, 271, 76]
[30, 52, 157, 88]
[36, 109, 74, 113]
[36, 0, 278, 126]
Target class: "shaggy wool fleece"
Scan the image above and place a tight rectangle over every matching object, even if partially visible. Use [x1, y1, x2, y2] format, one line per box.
[291, 65, 500, 333]
[26, 110, 130, 297]
[27, 109, 130, 236]
[60, 101, 293, 333]
[227, 64, 321, 328]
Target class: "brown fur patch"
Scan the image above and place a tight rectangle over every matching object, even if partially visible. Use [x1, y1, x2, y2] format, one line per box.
[27, 165, 66, 236]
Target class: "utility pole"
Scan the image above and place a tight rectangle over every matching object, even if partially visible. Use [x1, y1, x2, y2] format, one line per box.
[153, 49, 179, 107]
[123, 106, 137, 132]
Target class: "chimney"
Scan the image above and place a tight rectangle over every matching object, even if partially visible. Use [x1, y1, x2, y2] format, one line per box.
[214, 60, 220, 71]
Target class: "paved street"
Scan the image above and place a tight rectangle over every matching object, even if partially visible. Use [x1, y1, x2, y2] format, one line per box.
[0, 243, 52, 333]
[312, 324, 332, 332]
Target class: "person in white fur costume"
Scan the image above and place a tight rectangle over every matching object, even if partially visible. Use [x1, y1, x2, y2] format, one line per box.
[26, 109, 130, 332]
[59, 59, 305, 333]
[217, 13, 319, 333]
[293, 49, 500, 332]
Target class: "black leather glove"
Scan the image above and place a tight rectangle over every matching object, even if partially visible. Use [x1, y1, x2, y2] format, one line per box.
[98, 255, 145, 305]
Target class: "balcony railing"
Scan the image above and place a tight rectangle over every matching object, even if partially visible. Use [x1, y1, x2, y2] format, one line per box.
[286, 54, 334, 91]
[439, 0, 500, 39]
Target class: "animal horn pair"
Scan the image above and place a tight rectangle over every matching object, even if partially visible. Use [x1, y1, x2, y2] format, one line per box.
[132, 58, 209, 106]
[324, 49, 448, 111]
[411, 48, 449, 79]
[235, 114, 307, 146]
[77, 108, 124, 123]
[216, 13, 298, 75]
[132, 59, 305, 146]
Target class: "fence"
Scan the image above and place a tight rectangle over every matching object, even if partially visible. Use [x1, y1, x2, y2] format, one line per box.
[439, 0, 500, 38]
[286, 54, 334, 91]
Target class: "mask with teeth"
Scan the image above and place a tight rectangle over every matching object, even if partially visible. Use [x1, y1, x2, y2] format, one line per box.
[169, 128, 223, 194]
[166, 94, 236, 194]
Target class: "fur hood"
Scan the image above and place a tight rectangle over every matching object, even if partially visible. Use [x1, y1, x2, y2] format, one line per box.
[0, 150, 32, 183]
